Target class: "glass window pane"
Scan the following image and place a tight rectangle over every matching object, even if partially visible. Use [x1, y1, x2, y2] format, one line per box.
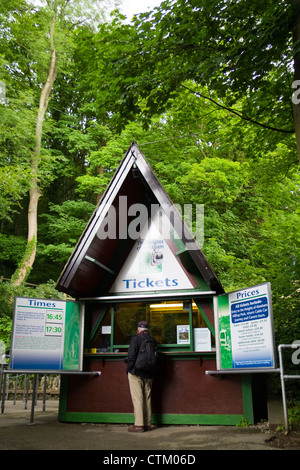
[89, 306, 112, 351]
[149, 303, 190, 344]
[88, 300, 212, 350]
[114, 302, 146, 345]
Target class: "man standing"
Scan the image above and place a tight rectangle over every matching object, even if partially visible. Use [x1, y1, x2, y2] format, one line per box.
[126, 320, 158, 432]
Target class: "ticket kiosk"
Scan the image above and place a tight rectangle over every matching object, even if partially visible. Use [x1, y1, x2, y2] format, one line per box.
[56, 142, 267, 425]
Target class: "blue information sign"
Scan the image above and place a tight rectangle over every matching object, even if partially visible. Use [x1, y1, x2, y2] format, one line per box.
[214, 283, 276, 370]
[10, 297, 84, 371]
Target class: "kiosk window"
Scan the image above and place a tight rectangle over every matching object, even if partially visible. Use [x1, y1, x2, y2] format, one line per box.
[114, 302, 146, 345]
[148, 302, 207, 345]
[113, 301, 209, 349]
[88, 300, 212, 351]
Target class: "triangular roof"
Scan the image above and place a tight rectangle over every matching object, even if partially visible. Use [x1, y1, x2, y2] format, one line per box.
[56, 142, 224, 300]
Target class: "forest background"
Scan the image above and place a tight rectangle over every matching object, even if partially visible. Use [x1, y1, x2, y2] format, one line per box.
[0, 0, 299, 397]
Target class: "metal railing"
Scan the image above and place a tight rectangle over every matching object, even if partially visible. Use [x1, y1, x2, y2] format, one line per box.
[206, 343, 300, 433]
[0, 354, 101, 423]
[278, 344, 300, 433]
[1, 354, 60, 415]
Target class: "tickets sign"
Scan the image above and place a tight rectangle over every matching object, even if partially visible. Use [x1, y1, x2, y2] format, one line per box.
[109, 211, 194, 294]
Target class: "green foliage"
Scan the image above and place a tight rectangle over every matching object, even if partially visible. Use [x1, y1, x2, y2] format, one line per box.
[0, 235, 27, 265]
[0, 90, 35, 220]
[236, 418, 251, 428]
[39, 200, 95, 245]
[203, 238, 266, 293]
[0, 315, 12, 353]
[28, 200, 95, 282]
[177, 157, 250, 206]
[288, 403, 300, 430]
[0, 0, 298, 370]
[82, 1, 295, 138]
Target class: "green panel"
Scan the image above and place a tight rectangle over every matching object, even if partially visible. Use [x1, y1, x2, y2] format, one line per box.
[217, 294, 233, 369]
[195, 302, 215, 336]
[63, 302, 81, 370]
[242, 374, 254, 424]
[58, 375, 68, 421]
[61, 411, 243, 426]
[152, 414, 243, 426]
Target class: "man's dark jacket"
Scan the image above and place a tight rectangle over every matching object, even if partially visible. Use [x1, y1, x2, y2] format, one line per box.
[126, 331, 157, 379]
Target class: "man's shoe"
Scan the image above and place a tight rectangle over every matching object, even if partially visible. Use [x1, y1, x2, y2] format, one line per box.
[128, 425, 145, 432]
[144, 426, 152, 431]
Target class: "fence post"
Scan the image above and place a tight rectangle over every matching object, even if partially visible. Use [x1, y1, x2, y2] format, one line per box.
[30, 374, 38, 424]
[278, 344, 300, 433]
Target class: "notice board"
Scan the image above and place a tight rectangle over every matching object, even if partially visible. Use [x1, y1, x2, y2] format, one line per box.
[214, 283, 276, 370]
[10, 297, 84, 370]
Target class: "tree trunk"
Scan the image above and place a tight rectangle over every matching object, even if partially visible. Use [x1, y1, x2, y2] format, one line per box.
[11, 11, 58, 286]
[292, 0, 300, 161]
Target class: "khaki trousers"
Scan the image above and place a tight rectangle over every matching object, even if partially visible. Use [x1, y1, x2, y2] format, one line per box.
[128, 372, 153, 427]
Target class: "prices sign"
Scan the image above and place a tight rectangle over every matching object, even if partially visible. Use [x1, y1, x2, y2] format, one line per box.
[214, 283, 276, 370]
[10, 297, 84, 371]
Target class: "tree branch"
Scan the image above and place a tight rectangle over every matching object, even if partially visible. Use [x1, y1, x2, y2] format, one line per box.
[181, 84, 295, 134]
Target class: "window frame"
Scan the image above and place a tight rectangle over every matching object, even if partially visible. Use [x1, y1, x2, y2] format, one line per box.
[86, 298, 215, 353]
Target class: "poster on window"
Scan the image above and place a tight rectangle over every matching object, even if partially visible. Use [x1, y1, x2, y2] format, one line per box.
[10, 297, 84, 371]
[214, 283, 276, 370]
[194, 328, 211, 351]
[177, 325, 190, 344]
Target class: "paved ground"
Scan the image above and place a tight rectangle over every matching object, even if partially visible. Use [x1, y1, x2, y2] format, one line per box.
[0, 400, 293, 456]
